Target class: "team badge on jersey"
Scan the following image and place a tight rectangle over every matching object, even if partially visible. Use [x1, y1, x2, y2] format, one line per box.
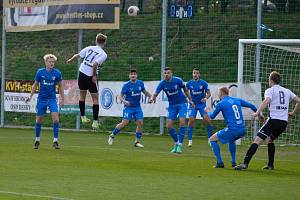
[200, 85, 203, 89]
[174, 85, 178, 90]
[52, 76, 56, 80]
[138, 86, 141, 91]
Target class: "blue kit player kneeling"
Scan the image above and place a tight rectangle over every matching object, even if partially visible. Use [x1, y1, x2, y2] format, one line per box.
[26, 54, 64, 149]
[108, 69, 152, 147]
[208, 86, 259, 168]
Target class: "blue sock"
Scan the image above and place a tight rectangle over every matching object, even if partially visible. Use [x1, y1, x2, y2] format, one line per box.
[187, 126, 193, 140]
[210, 141, 223, 164]
[228, 141, 236, 164]
[169, 128, 178, 143]
[178, 126, 186, 144]
[35, 123, 41, 138]
[112, 128, 120, 135]
[136, 132, 142, 140]
[53, 122, 59, 139]
[206, 124, 213, 138]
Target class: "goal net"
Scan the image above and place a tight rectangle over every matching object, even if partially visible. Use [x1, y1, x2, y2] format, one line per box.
[238, 39, 300, 146]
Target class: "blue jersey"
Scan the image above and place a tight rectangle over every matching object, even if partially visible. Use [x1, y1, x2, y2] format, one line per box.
[209, 96, 257, 129]
[121, 80, 145, 107]
[186, 79, 209, 105]
[156, 76, 187, 105]
[34, 68, 62, 100]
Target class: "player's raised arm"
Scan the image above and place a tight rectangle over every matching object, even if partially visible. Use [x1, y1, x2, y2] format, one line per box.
[66, 53, 79, 63]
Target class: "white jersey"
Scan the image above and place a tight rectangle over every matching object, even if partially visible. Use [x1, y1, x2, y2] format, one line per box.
[264, 85, 296, 121]
[78, 46, 107, 76]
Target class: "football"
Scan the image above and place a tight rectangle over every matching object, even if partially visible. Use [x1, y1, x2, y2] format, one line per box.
[128, 6, 139, 16]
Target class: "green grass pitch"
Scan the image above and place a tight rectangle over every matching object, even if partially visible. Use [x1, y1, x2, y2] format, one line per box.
[0, 128, 299, 200]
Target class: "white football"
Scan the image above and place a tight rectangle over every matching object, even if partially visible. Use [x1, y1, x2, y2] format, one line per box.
[128, 6, 139, 16]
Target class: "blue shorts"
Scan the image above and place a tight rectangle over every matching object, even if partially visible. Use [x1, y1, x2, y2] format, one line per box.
[216, 127, 246, 144]
[167, 103, 187, 120]
[188, 104, 207, 118]
[36, 98, 58, 116]
[123, 106, 144, 121]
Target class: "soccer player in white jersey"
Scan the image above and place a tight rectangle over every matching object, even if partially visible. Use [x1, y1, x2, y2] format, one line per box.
[235, 71, 300, 170]
[67, 33, 108, 130]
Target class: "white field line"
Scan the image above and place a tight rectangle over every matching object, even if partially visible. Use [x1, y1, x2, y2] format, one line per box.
[0, 190, 74, 200]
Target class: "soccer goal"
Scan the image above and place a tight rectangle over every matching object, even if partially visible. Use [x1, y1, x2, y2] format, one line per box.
[238, 39, 300, 146]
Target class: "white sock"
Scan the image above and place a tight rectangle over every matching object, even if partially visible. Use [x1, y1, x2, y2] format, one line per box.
[53, 138, 58, 142]
[35, 137, 40, 142]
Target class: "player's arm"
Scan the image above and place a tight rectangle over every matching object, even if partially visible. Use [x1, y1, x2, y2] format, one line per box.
[253, 97, 271, 117]
[150, 82, 163, 103]
[25, 81, 38, 103]
[66, 53, 79, 63]
[240, 98, 257, 112]
[289, 96, 300, 117]
[92, 62, 98, 84]
[201, 90, 211, 103]
[58, 81, 64, 107]
[142, 89, 152, 102]
[119, 94, 130, 106]
[183, 86, 195, 108]
[208, 103, 221, 120]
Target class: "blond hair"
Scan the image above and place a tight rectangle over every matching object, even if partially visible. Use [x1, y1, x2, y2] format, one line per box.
[219, 86, 229, 95]
[96, 33, 107, 45]
[43, 54, 57, 61]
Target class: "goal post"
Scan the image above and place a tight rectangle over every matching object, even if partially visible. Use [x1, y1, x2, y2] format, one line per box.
[238, 39, 300, 146]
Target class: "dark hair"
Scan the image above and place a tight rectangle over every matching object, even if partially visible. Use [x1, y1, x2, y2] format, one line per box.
[193, 68, 200, 71]
[164, 67, 172, 71]
[270, 71, 280, 84]
[130, 68, 137, 73]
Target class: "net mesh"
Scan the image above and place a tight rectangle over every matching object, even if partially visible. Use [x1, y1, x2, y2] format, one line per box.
[242, 42, 300, 145]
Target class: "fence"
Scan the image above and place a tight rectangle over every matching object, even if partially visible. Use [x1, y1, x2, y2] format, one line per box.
[1, 0, 300, 136]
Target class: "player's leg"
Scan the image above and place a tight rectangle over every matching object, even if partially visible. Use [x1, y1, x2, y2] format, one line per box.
[209, 131, 224, 168]
[177, 103, 187, 153]
[262, 138, 275, 170]
[90, 92, 99, 129]
[78, 72, 90, 123]
[90, 76, 100, 129]
[235, 124, 267, 170]
[49, 99, 60, 149]
[263, 120, 287, 170]
[34, 99, 46, 149]
[134, 108, 144, 147]
[108, 108, 130, 145]
[167, 105, 179, 144]
[228, 141, 236, 167]
[200, 105, 213, 138]
[134, 120, 144, 148]
[187, 105, 197, 147]
[166, 106, 179, 153]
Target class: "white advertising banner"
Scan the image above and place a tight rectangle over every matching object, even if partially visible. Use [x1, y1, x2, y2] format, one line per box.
[98, 81, 262, 119]
[4, 80, 261, 120]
